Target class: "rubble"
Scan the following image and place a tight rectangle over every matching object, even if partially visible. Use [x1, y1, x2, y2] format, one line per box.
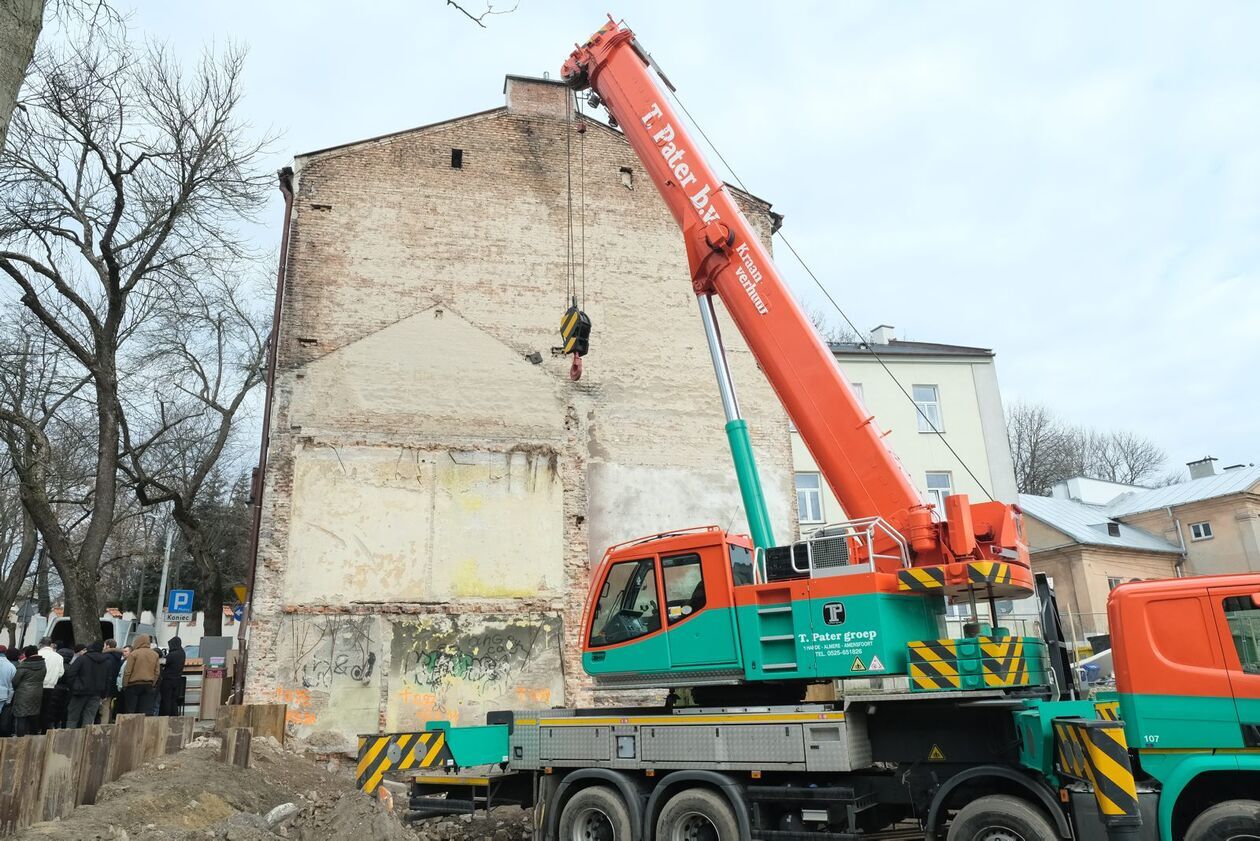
[10, 733, 532, 841]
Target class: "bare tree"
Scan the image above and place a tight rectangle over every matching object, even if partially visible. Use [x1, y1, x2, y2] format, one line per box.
[121, 269, 266, 634]
[0, 1, 47, 151]
[802, 303, 859, 345]
[0, 454, 39, 645]
[444, 0, 519, 28]
[1006, 400, 1171, 495]
[0, 31, 270, 641]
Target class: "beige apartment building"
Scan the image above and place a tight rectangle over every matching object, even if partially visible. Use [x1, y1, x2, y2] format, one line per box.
[1019, 461, 1260, 637]
[791, 326, 1019, 535]
[247, 75, 794, 748]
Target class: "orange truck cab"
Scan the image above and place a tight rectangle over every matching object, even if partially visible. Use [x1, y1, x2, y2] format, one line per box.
[1108, 574, 1260, 839]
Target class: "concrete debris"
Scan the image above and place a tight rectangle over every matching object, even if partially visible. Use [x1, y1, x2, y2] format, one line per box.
[262, 804, 298, 827]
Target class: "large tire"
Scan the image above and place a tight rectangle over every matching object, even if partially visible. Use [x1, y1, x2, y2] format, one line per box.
[558, 785, 634, 841]
[946, 794, 1058, 841]
[655, 788, 740, 841]
[1186, 800, 1260, 841]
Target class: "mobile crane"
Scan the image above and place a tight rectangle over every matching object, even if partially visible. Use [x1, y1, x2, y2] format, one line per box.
[355, 17, 1260, 841]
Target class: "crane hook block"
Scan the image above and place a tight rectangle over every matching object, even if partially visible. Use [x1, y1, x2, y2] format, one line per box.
[560, 304, 592, 357]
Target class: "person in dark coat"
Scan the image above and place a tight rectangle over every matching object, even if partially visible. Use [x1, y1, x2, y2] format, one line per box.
[101, 640, 124, 724]
[65, 642, 113, 728]
[158, 637, 186, 716]
[11, 647, 46, 736]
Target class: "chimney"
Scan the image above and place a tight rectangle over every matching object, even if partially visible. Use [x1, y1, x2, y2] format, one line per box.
[504, 75, 570, 119]
[1187, 456, 1218, 480]
[869, 324, 896, 345]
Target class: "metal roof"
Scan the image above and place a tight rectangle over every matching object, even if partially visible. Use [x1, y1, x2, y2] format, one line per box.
[1018, 494, 1182, 554]
[829, 339, 994, 358]
[1104, 465, 1260, 517]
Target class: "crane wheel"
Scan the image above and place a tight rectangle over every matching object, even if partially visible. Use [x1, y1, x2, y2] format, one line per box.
[946, 794, 1057, 841]
[558, 785, 633, 841]
[1186, 800, 1260, 841]
[656, 788, 739, 841]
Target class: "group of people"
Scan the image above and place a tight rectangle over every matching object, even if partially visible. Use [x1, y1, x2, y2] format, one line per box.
[0, 635, 187, 736]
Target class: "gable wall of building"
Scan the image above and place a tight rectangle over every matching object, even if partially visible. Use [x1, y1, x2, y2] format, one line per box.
[245, 80, 794, 748]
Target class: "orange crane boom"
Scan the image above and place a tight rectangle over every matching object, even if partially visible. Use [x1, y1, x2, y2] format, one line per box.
[563, 19, 1028, 577]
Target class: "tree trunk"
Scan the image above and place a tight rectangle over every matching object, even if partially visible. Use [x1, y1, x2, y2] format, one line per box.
[35, 544, 49, 615]
[0, 506, 38, 638]
[202, 570, 224, 636]
[61, 568, 102, 643]
[0, 0, 45, 151]
[56, 376, 119, 643]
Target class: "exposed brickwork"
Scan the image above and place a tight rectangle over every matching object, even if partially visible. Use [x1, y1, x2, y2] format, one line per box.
[247, 77, 794, 735]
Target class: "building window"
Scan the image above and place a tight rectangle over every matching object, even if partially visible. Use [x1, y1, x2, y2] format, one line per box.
[1190, 521, 1214, 541]
[796, 472, 824, 524]
[1108, 576, 1123, 591]
[851, 382, 864, 403]
[925, 471, 953, 510]
[913, 384, 943, 433]
[450, 148, 463, 168]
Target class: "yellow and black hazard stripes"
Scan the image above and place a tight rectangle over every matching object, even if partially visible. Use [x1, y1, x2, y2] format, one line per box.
[899, 566, 946, 592]
[1095, 699, 1120, 721]
[560, 305, 591, 356]
[907, 636, 1049, 692]
[1053, 719, 1141, 827]
[980, 637, 1040, 688]
[908, 639, 962, 690]
[967, 561, 1015, 587]
[356, 731, 453, 794]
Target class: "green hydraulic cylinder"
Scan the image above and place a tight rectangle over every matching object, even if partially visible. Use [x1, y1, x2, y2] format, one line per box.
[698, 294, 776, 551]
[726, 418, 776, 550]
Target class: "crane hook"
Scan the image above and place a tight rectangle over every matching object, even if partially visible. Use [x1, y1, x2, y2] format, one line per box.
[570, 354, 584, 381]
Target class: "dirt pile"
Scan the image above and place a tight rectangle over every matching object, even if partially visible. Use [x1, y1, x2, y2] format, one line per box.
[13, 735, 411, 841]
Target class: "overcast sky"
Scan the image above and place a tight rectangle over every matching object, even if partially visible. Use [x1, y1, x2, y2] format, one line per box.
[121, 0, 1259, 471]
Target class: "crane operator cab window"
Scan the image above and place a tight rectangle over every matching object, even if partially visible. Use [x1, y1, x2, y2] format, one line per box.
[729, 544, 755, 586]
[589, 559, 660, 647]
[662, 554, 706, 623]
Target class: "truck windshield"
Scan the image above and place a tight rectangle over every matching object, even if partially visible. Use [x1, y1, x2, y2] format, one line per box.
[589, 558, 660, 647]
[1224, 596, 1260, 674]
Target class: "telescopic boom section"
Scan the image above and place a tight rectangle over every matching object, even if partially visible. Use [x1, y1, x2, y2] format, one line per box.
[562, 20, 1029, 574]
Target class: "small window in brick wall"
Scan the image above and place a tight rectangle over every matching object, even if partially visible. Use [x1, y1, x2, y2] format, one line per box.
[450, 148, 463, 169]
[619, 166, 633, 189]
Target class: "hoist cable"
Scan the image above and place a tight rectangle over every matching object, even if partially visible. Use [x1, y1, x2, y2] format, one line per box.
[564, 90, 575, 306]
[579, 97, 587, 307]
[663, 85, 996, 503]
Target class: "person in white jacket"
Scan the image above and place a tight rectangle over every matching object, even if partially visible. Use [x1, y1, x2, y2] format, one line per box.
[37, 637, 63, 733]
[37, 638, 63, 687]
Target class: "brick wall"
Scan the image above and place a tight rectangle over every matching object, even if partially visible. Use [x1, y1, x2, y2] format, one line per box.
[247, 76, 794, 747]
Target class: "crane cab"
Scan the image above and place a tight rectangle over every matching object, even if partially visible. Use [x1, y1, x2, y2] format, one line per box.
[581, 525, 948, 691]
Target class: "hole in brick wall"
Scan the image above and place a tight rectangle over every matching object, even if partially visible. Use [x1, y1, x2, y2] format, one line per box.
[576, 515, 585, 525]
[619, 167, 633, 189]
[297, 337, 318, 347]
[310, 203, 332, 212]
[450, 148, 463, 169]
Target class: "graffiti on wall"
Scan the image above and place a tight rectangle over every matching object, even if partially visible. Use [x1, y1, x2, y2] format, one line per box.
[388, 614, 563, 728]
[286, 615, 378, 690]
[273, 615, 383, 739]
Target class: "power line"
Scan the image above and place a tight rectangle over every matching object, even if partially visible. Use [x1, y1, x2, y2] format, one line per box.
[665, 86, 995, 502]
